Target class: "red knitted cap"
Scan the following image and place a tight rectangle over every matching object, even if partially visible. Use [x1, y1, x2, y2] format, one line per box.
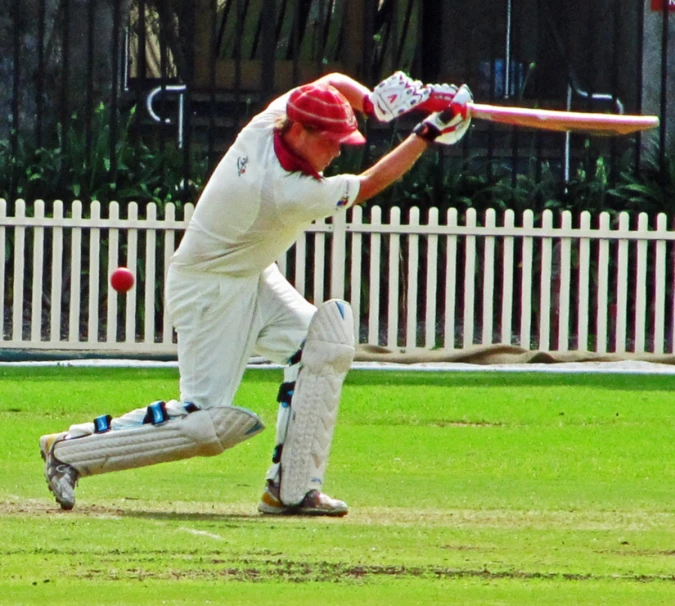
[286, 83, 366, 145]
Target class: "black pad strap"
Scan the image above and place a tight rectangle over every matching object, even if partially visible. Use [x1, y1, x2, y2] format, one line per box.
[288, 348, 302, 366]
[277, 382, 295, 404]
[143, 401, 168, 425]
[93, 414, 112, 434]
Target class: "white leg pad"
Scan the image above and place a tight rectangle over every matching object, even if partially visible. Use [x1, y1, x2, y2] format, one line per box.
[279, 299, 355, 506]
[53, 406, 264, 477]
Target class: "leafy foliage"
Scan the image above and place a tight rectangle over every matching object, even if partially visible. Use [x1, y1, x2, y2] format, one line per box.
[610, 153, 675, 215]
[0, 104, 207, 207]
[375, 152, 619, 217]
[1, 107, 671, 219]
[335, 133, 666, 218]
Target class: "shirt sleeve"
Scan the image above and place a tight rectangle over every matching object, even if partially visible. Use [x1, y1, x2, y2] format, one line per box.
[276, 173, 361, 225]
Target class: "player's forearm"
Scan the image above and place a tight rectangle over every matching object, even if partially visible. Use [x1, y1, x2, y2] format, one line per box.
[314, 72, 371, 113]
[354, 134, 428, 204]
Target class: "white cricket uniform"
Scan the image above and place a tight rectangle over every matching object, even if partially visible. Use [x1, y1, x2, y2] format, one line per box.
[166, 92, 361, 410]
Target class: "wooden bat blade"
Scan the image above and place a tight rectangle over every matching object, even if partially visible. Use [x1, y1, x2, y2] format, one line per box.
[469, 103, 660, 136]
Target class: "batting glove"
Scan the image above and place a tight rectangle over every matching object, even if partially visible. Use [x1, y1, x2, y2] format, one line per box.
[364, 71, 430, 122]
[412, 84, 473, 145]
[416, 82, 460, 114]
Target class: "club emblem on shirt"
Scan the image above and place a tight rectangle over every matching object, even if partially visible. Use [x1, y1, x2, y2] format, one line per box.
[336, 183, 351, 207]
[237, 156, 248, 176]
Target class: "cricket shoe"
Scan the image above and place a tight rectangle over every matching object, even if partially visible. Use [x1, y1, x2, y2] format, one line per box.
[39, 432, 79, 510]
[258, 481, 348, 517]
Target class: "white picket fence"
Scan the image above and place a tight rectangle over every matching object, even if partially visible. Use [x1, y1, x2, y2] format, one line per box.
[2, 198, 675, 357]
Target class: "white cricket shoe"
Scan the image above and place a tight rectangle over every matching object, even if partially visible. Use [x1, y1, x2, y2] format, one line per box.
[39, 432, 79, 510]
[258, 481, 348, 517]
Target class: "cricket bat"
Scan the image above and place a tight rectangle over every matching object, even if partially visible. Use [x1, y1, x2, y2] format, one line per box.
[468, 103, 659, 136]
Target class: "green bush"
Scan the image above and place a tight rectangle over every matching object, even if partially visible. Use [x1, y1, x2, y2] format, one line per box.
[0, 104, 207, 208]
[2, 109, 670, 219]
[609, 154, 675, 216]
[369, 150, 624, 217]
[335, 132, 668, 219]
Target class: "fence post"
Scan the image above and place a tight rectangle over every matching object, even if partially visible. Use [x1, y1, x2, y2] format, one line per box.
[596, 212, 611, 354]
[313, 221, 326, 305]
[70, 200, 83, 344]
[615, 212, 630, 354]
[106, 201, 119, 345]
[463, 208, 477, 348]
[0, 199, 5, 340]
[368, 207, 383, 344]
[520, 210, 534, 349]
[482, 209, 496, 345]
[501, 209, 515, 344]
[654, 213, 668, 354]
[12, 200, 26, 343]
[125, 202, 139, 344]
[557, 211, 573, 352]
[162, 203, 176, 346]
[387, 207, 401, 348]
[50, 201, 64, 344]
[577, 211, 591, 351]
[634, 213, 649, 353]
[406, 207, 420, 349]
[31, 200, 45, 343]
[425, 207, 439, 349]
[444, 207, 458, 350]
[539, 210, 553, 351]
[144, 203, 157, 344]
[349, 206, 364, 344]
[330, 210, 346, 300]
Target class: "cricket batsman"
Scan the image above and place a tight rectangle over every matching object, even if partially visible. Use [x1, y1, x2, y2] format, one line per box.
[39, 71, 472, 515]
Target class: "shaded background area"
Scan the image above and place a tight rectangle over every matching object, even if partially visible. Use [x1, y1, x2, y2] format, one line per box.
[0, 0, 671, 205]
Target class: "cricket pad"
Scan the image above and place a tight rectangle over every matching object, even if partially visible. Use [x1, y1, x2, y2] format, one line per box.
[53, 406, 264, 477]
[279, 299, 355, 506]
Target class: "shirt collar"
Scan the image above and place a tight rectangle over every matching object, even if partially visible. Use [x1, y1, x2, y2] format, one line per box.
[273, 129, 322, 180]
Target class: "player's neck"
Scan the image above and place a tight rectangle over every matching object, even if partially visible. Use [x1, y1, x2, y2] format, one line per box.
[274, 129, 321, 179]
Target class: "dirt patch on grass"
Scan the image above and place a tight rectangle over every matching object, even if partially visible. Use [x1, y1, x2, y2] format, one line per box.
[5, 499, 675, 586]
[0, 499, 128, 517]
[4, 499, 675, 533]
[600, 548, 675, 557]
[433, 421, 505, 427]
[71, 558, 675, 584]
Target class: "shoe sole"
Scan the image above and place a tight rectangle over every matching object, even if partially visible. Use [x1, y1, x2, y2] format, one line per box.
[258, 502, 348, 517]
[39, 435, 76, 510]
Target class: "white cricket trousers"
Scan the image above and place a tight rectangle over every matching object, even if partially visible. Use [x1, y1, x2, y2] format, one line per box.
[165, 263, 316, 410]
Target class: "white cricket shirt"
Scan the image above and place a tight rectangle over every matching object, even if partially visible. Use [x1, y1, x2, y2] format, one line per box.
[170, 93, 361, 276]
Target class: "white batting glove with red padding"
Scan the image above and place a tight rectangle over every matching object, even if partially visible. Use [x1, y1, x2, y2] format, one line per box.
[365, 71, 430, 122]
[412, 84, 473, 145]
[416, 82, 459, 114]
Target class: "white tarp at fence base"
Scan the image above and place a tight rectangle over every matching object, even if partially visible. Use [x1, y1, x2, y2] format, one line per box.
[3, 359, 675, 376]
[4, 343, 675, 375]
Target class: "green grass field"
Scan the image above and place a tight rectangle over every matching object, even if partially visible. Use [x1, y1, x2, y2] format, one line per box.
[1, 366, 675, 605]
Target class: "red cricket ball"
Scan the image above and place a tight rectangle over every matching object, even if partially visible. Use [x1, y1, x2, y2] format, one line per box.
[110, 267, 135, 293]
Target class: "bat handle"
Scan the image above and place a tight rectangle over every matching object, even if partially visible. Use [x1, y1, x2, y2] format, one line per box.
[439, 108, 455, 122]
[439, 98, 473, 122]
